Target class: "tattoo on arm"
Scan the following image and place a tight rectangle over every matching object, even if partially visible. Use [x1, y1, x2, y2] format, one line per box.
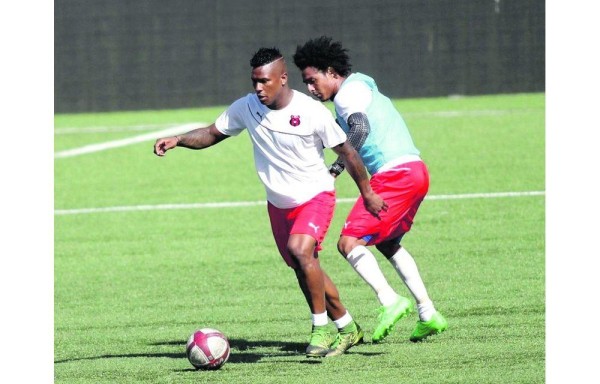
[177, 125, 227, 149]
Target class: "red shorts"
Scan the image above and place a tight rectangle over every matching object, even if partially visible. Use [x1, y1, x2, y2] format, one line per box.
[341, 161, 429, 246]
[268, 190, 336, 268]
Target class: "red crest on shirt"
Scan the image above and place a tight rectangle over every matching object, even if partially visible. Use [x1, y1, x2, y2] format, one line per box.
[289, 115, 301, 127]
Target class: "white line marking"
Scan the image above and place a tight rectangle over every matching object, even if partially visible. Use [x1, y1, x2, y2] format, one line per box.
[55, 110, 522, 136]
[54, 123, 203, 158]
[54, 191, 545, 216]
[422, 191, 545, 200]
[403, 109, 540, 118]
[55, 123, 186, 135]
[53, 107, 542, 157]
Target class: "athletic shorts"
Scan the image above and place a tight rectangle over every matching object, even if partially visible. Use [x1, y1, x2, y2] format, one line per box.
[268, 190, 336, 268]
[341, 161, 429, 246]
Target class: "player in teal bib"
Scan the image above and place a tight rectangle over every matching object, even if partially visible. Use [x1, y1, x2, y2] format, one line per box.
[334, 72, 420, 176]
[294, 36, 447, 343]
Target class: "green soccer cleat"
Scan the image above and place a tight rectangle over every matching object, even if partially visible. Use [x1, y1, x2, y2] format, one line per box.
[409, 312, 448, 342]
[306, 325, 335, 358]
[325, 321, 364, 357]
[372, 296, 413, 343]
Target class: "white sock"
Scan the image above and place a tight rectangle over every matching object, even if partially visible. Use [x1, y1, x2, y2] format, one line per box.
[312, 311, 329, 327]
[388, 247, 431, 305]
[346, 245, 399, 306]
[417, 301, 436, 322]
[333, 311, 353, 329]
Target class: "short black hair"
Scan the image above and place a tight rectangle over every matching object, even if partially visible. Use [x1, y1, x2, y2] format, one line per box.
[250, 47, 283, 68]
[293, 36, 352, 77]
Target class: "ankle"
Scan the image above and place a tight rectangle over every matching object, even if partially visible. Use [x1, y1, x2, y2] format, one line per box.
[340, 321, 357, 333]
[417, 301, 436, 321]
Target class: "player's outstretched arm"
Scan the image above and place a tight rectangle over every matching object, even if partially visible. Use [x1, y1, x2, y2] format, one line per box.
[154, 124, 229, 156]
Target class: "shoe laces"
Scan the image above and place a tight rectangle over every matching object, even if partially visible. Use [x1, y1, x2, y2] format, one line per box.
[310, 327, 332, 346]
[330, 331, 355, 350]
[330, 333, 341, 349]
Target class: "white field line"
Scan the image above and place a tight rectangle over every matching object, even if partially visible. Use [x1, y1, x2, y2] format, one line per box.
[54, 107, 541, 158]
[55, 108, 539, 135]
[55, 123, 186, 135]
[404, 110, 519, 118]
[54, 123, 204, 159]
[54, 190, 545, 216]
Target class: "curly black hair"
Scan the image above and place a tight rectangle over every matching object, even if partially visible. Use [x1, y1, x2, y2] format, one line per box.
[250, 47, 283, 68]
[293, 36, 352, 77]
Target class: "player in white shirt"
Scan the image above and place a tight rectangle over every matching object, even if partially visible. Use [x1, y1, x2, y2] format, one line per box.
[154, 47, 386, 357]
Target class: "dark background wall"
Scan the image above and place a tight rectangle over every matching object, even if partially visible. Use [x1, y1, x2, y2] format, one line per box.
[54, 0, 545, 113]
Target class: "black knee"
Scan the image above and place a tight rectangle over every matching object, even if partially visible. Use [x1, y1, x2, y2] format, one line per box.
[376, 241, 401, 259]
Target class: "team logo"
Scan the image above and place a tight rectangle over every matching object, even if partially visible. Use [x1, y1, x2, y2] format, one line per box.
[308, 222, 320, 234]
[289, 115, 301, 126]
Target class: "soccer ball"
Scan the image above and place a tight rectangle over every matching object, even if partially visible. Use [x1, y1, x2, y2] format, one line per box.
[186, 328, 231, 370]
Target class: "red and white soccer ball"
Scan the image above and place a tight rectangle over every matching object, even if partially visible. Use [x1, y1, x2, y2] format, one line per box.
[186, 328, 231, 370]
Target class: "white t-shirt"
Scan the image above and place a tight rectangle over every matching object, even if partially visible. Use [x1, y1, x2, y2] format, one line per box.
[215, 90, 347, 208]
[333, 81, 373, 122]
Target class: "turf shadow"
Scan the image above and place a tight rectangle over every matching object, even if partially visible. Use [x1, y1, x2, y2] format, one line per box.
[55, 337, 382, 365]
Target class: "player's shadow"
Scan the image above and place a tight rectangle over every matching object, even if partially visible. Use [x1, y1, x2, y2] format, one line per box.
[228, 338, 306, 363]
[53, 338, 305, 365]
[157, 338, 383, 364]
[55, 338, 383, 366]
[54, 351, 184, 364]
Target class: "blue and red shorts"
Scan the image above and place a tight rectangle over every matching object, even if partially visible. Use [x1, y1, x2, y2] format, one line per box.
[341, 161, 429, 246]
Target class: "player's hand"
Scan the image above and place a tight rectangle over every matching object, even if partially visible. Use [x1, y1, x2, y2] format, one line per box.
[154, 136, 179, 156]
[363, 191, 388, 218]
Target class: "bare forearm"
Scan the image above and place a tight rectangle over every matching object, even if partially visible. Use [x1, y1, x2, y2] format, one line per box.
[176, 126, 222, 149]
[154, 123, 227, 156]
[341, 148, 373, 196]
[332, 140, 387, 216]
